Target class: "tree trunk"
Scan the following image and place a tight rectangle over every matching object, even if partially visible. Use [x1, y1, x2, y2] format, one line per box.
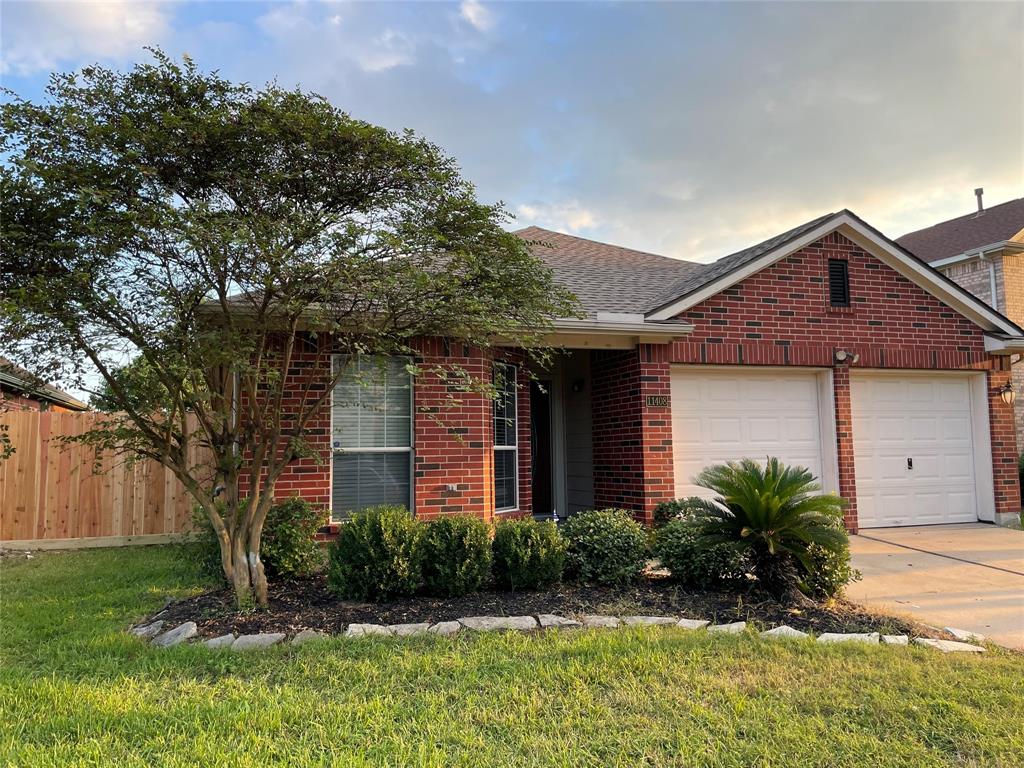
[229, 532, 253, 608]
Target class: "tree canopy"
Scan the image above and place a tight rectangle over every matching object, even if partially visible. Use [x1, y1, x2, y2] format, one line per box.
[0, 51, 578, 605]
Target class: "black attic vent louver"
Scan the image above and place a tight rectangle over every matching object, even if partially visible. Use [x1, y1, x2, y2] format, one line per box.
[828, 259, 850, 307]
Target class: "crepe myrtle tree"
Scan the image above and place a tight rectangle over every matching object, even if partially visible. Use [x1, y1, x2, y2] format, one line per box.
[0, 51, 579, 607]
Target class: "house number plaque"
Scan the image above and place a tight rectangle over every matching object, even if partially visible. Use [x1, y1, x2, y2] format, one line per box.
[645, 395, 669, 408]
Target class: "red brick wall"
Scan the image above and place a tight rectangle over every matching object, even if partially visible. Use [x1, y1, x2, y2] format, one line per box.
[987, 368, 1021, 514]
[668, 231, 1019, 528]
[831, 364, 858, 530]
[591, 345, 674, 523]
[672, 232, 987, 367]
[512, 354, 534, 518]
[412, 339, 493, 521]
[1, 391, 46, 411]
[238, 335, 332, 510]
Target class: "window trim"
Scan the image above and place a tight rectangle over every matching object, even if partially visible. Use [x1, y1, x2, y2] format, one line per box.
[330, 354, 415, 521]
[828, 258, 851, 307]
[493, 361, 519, 513]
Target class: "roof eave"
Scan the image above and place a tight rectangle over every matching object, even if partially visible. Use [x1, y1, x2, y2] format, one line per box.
[984, 333, 1024, 355]
[0, 371, 89, 410]
[928, 240, 1024, 268]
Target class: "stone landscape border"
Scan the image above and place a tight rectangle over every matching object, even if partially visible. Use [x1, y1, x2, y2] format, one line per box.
[130, 613, 987, 654]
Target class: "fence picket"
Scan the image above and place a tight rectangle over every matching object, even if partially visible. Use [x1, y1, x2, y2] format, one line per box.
[0, 410, 203, 544]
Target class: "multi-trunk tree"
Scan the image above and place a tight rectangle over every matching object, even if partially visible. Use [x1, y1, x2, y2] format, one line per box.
[0, 51, 577, 607]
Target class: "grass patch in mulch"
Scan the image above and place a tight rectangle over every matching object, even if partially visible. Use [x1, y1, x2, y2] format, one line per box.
[153, 570, 941, 640]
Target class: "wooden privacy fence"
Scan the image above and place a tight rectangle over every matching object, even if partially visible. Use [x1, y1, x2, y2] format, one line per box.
[0, 410, 205, 547]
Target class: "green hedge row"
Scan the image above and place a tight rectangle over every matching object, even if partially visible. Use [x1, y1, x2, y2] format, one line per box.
[326, 506, 648, 601]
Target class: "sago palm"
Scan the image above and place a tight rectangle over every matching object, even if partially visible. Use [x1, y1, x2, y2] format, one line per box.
[688, 458, 847, 598]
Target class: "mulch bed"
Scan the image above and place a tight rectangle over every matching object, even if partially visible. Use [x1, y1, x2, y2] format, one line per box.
[151, 573, 945, 640]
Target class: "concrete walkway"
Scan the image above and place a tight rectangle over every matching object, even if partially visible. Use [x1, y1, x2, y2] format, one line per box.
[848, 524, 1024, 650]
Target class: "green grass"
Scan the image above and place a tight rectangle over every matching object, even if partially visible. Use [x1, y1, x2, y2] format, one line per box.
[1, 547, 1022, 767]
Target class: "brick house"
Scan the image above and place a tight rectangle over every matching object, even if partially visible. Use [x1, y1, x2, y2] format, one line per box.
[0, 358, 88, 413]
[897, 193, 1024, 446]
[284, 209, 1024, 533]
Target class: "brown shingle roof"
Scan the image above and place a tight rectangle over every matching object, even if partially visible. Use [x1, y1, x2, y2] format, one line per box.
[517, 213, 838, 316]
[896, 198, 1024, 263]
[515, 226, 704, 316]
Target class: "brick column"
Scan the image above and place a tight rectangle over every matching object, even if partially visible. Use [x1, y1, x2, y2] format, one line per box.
[637, 344, 674, 523]
[987, 367, 1022, 523]
[591, 345, 674, 523]
[831, 363, 859, 532]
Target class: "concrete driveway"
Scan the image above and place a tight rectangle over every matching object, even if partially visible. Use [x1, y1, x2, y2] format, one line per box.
[848, 524, 1024, 650]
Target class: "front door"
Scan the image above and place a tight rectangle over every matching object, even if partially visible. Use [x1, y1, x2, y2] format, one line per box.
[531, 380, 553, 517]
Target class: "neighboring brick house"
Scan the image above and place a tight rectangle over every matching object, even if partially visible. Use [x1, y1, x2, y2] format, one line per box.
[897, 193, 1024, 446]
[284, 209, 1024, 533]
[0, 358, 88, 412]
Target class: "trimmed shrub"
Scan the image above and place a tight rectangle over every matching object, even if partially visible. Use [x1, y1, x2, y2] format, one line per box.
[418, 515, 493, 597]
[653, 519, 749, 588]
[191, 496, 326, 582]
[327, 505, 422, 601]
[561, 508, 647, 585]
[492, 517, 565, 590]
[652, 496, 706, 529]
[260, 497, 327, 578]
[801, 539, 860, 599]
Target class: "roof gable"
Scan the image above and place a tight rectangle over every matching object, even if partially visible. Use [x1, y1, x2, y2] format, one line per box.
[644, 210, 1024, 339]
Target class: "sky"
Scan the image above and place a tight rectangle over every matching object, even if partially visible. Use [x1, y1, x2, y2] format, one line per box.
[1, 0, 1022, 266]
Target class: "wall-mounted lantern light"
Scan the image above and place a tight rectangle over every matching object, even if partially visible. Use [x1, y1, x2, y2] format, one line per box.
[834, 350, 860, 364]
[999, 382, 1016, 406]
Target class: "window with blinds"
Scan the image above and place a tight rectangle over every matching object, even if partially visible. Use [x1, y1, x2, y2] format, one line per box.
[331, 355, 412, 520]
[828, 259, 850, 307]
[493, 362, 518, 512]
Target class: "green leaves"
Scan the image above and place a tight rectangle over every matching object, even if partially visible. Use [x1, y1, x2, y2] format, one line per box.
[690, 458, 851, 598]
[1, 51, 580, 604]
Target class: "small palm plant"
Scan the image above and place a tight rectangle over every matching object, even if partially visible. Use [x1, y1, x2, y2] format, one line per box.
[688, 458, 848, 599]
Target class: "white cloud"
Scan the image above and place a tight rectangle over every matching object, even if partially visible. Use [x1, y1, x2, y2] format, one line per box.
[255, 2, 413, 73]
[460, 0, 495, 32]
[0, 1, 171, 75]
[517, 201, 597, 233]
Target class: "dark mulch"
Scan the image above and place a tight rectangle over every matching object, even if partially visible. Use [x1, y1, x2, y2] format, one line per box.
[150, 572, 943, 640]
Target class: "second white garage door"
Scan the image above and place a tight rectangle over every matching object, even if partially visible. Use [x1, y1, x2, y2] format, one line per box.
[671, 367, 831, 499]
[850, 373, 984, 528]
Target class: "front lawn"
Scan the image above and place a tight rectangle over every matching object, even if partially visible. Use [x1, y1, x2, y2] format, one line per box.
[1, 547, 1021, 767]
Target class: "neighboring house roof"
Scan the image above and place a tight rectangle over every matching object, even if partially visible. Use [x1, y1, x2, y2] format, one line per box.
[0, 358, 89, 410]
[896, 198, 1024, 263]
[515, 226, 704, 317]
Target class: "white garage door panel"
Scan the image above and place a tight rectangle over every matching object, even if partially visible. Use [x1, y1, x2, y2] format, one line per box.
[671, 368, 827, 499]
[851, 374, 979, 528]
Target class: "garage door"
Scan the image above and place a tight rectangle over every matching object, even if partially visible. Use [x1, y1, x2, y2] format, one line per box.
[671, 367, 828, 499]
[851, 373, 979, 528]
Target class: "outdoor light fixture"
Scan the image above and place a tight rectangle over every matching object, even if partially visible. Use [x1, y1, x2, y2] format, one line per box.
[834, 350, 860, 364]
[999, 382, 1017, 406]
